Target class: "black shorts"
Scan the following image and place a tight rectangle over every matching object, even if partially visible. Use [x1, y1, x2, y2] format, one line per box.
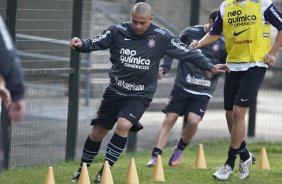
[224, 66, 266, 111]
[163, 85, 210, 118]
[91, 87, 150, 131]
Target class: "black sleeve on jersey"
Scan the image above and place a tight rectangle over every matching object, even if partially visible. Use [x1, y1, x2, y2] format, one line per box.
[179, 28, 190, 44]
[76, 25, 116, 53]
[0, 20, 25, 100]
[160, 55, 173, 73]
[264, 3, 282, 31]
[4, 60, 25, 100]
[160, 28, 190, 74]
[165, 37, 214, 71]
[210, 11, 223, 35]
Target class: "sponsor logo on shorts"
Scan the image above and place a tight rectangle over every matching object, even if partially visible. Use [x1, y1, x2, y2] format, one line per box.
[240, 98, 249, 102]
[130, 113, 137, 118]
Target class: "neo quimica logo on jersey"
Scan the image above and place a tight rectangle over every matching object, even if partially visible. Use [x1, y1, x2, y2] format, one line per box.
[120, 48, 150, 70]
[227, 10, 256, 27]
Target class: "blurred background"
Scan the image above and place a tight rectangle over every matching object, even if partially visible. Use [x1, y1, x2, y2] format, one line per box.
[0, 0, 281, 170]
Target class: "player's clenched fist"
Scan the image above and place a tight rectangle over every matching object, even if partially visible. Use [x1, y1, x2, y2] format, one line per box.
[70, 37, 82, 49]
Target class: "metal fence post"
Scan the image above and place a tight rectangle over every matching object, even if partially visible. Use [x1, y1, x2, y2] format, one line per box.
[65, 0, 83, 161]
[0, 0, 18, 171]
[126, 132, 137, 152]
[248, 99, 257, 137]
[190, 0, 200, 26]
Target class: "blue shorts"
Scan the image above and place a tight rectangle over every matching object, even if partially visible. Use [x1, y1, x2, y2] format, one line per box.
[224, 66, 266, 111]
[163, 85, 210, 118]
[91, 87, 150, 131]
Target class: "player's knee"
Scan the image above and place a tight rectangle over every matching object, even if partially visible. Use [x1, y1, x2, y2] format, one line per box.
[187, 117, 201, 127]
[115, 118, 132, 136]
[232, 107, 246, 120]
[90, 125, 108, 141]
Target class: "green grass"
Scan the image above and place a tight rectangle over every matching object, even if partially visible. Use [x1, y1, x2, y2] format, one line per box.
[1, 139, 282, 184]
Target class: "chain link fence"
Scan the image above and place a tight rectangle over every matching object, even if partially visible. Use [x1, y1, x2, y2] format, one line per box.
[0, 0, 281, 169]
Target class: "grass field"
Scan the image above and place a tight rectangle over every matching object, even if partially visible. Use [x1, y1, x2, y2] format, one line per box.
[0, 139, 281, 184]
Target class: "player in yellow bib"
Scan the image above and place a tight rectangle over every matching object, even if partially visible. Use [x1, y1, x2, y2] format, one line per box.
[191, 0, 282, 181]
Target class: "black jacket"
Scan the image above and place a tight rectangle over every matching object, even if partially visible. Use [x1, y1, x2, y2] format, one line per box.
[0, 16, 24, 100]
[76, 22, 215, 100]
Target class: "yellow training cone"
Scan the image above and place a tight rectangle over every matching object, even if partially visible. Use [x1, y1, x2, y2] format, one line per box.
[259, 147, 271, 172]
[151, 155, 165, 182]
[78, 163, 90, 184]
[100, 161, 114, 184]
[126, 158, 139, 184]
[195, 144, 207, 169]
[43, 167, 55, 184]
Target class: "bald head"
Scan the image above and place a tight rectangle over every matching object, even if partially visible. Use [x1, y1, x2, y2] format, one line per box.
[130, 2, 153, 35]
[131, 2, 152, 16]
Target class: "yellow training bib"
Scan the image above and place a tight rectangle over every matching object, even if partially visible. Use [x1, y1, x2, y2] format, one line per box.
[223, 0, 270, 63]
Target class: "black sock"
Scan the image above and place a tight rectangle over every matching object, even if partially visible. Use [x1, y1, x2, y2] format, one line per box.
[152, 147, 162, 157]
[239, 140, 250, 162]
[96, 132, 127, 176]
[104, 132, 127, 168]
[225, 146, 239, 169]
[78, 136, 101, 172]
[176, 138, 189, 151]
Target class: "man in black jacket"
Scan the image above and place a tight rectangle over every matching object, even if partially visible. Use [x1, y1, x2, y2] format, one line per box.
[70, 2, 227, 183]
[0, 15, 25, 124]
[0, 14, 26, 171]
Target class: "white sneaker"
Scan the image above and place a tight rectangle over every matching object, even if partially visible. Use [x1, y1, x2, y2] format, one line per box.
[238, 153, 255, 180]
[146, 156, 157, 167]
[213, 165, 234, 180]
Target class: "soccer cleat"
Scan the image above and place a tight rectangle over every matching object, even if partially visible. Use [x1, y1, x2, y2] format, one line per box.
[168, 147, 183, 166]
[94, 172, 102, 183]
[146, 156, 157, 167]
[72, 172, 80, 183]
[238, 153, 255, 180]
[213, 164, 234, 180]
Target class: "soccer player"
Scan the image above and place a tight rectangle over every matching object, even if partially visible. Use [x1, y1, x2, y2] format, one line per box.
[70, 2, 228, 183]
[0, 15, 26, 123]
[191, 0, 282, 180]
[0, 14, 26, 171]
[146, 9, 226, 167]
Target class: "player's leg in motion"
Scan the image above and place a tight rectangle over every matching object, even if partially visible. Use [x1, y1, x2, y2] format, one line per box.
[169, 112, 202, 166]
[147, 112, 179, 167]
[94, 117, 131, 183]
[72, 125, 108, 182]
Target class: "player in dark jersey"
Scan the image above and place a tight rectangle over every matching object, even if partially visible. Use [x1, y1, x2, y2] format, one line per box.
[146, 9, 226, 167]
[0, 15, 25, 123]
[0, 14, 25, 171]
[70, 2, 228, 183]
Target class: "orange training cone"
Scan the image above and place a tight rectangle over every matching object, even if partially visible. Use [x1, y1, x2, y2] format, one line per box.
[151, 155, 165, 182]
[259, 147, 271, 172]
[195, 144, 207, 169]
[43, 167, 55, 184]
[126, 158, 139, 184]
[78, 163, 90, 184]
[100, 161, 114, 184]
